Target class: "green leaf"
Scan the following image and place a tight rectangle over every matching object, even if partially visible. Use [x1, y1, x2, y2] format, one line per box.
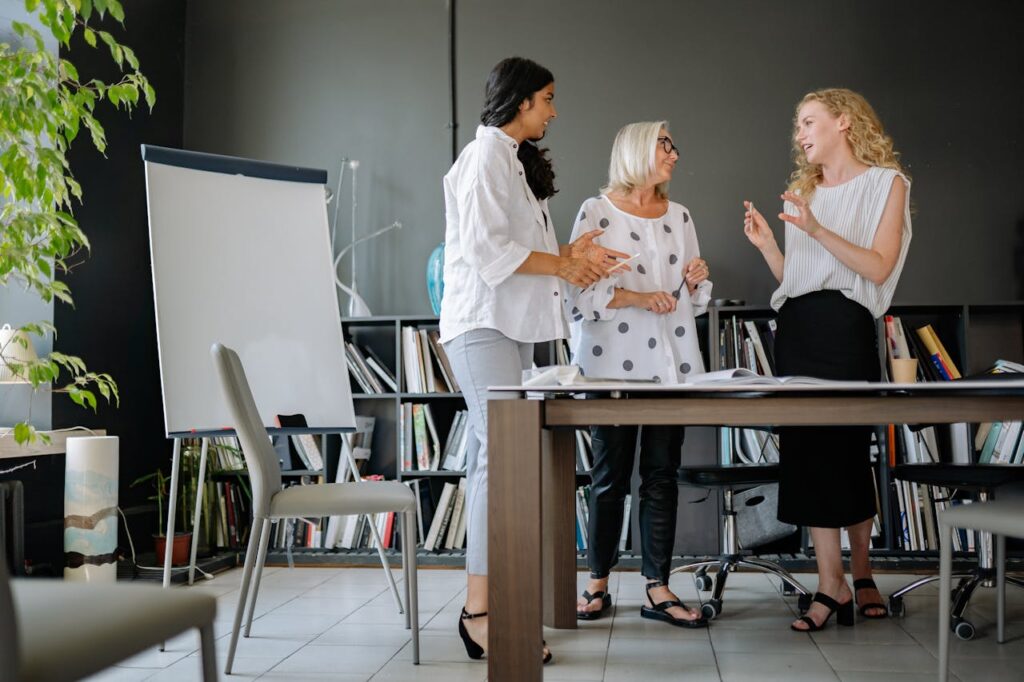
[107, 0, 124, 22]
[13, 422, 31, 445]
[80, 0, 92, 22]
[83, 27, 96, 47]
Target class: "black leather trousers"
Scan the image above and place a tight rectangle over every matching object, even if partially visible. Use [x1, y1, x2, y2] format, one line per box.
[586, 424, 684, 584]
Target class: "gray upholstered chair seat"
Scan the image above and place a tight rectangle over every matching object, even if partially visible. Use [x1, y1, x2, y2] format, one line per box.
[270, 481, 415, 518]
[7, 577, 216, 682]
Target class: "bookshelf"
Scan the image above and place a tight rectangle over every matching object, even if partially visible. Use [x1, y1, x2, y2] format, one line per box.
[706, 301, 1024, 566]
[258, 304, 1023, 570]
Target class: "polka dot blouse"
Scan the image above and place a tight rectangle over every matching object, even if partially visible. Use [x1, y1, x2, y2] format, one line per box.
[565, 195, 712, 383]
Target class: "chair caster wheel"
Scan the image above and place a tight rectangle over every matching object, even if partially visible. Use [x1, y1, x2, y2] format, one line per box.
[694, 574, 714, 592]
[888, 596, 905, 618]
[952, 618, 975, 640]
[798, 593, 812, 613]
[701, 599, 721, 620]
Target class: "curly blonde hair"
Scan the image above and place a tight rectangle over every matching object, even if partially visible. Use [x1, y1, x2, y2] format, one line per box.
[788, 88, 906, 199]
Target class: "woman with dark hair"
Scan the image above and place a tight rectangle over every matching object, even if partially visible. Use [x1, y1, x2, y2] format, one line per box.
[744, 88, 911, 632]
[440, 56, 627, 662]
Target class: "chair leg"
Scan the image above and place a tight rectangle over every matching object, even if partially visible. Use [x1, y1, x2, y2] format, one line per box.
[244, 518, 273, 638]
[404, 509, 420, 665]
[939, 523, 952, 682]
[669, 559, 721, 576]
[400, 513, 411, 631]
[226, 517, 264, 675]
[199, 622, 217, 681]
[369, 513, 405, 614]
[890, 573, 974, 601]
[736, 558, 810, 597]
[996, 534, 1005, 644]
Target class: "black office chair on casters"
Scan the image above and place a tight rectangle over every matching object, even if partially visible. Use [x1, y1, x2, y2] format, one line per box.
[670, 427, 811, 619]
[888, 463, 1024, 640]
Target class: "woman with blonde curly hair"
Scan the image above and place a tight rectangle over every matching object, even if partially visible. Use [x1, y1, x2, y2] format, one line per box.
[743, 88, 911, 632]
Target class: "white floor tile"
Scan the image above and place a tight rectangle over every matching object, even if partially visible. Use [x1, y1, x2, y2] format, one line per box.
[268, 643, 399, 674]
[716, 651, 839, 682]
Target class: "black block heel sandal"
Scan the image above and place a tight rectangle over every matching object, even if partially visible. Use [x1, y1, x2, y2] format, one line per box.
[791, 592, 855, 632]
[853, 578, 889, 619]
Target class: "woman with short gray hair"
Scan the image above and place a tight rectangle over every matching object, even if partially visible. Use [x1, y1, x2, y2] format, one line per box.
[568, 120, 711, 627]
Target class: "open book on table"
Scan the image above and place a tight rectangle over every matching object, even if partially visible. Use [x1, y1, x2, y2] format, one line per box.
[684, 368, 860, 386]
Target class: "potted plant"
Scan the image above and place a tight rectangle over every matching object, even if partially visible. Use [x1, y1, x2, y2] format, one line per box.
[130, 466, 193, 565]
[0, 0, 153, 441]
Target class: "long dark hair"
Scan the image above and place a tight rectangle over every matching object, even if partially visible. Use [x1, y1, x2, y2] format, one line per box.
[480, 57, 557, 200]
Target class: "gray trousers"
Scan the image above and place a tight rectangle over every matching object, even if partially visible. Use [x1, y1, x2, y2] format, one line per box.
[444, 328, 533, 576]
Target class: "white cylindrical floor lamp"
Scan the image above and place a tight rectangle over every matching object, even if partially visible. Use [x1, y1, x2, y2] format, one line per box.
[64, 435, 119, 582]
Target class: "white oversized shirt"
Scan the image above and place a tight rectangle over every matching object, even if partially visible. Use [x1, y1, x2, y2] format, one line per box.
[771, 166, 912, 319]
[566, 195, 712, 383]
[439, 126, 567, 344]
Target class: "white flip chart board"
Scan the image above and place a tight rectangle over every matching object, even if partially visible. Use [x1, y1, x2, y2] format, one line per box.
[142, 145, 354, 436]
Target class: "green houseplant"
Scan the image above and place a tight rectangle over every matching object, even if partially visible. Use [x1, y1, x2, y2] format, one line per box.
[0, 0, 154, 442]
[132, 438, 251, 562]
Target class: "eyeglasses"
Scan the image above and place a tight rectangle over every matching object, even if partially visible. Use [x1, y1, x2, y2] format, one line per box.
[657, 136, 679, 156]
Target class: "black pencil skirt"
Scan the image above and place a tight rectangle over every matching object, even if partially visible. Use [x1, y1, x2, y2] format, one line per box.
[774, 290, 881, 528]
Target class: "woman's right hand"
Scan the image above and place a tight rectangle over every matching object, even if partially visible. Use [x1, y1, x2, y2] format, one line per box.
[556, 257, 608, 288]
[743, 201, 776, 252]
[633, 291, 677, 315]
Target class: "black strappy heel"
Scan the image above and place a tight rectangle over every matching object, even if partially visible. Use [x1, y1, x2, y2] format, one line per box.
[577, 590, 612, 621]
[791, 592, 855, 632]
[458, 608, 487, 660]
[458, 608, 553, 664]
[640, 579, 708, 628]
[853, 578, 889, 619]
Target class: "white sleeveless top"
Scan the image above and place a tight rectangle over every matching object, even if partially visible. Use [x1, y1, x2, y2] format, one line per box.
[770, 166, 911, 319]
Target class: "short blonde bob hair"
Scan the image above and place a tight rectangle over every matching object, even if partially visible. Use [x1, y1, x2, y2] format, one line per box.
[601, 120, 671, 200]
[788, 88, 906, 199]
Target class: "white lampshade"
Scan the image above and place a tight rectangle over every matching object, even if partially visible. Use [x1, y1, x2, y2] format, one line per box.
[0, 323, 39, 383]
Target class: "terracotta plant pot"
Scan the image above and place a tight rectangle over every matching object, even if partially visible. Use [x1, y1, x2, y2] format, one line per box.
[154, 532, 193, 566]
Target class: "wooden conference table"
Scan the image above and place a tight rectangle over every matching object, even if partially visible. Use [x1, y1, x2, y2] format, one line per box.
[486, 379, 1024, 682]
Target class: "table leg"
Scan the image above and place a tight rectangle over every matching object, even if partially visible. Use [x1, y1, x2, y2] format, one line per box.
[543, 427, 577, 629]
[489, 399, 543, 682]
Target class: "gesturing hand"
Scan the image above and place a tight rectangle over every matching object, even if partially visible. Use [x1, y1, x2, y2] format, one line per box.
[779, 191, 823, 236]
[557, 257, 608, 289]
[570, 230, 632, 271]
[683, 257, 709, 293]
[635, 291, 677, 315]
[743, 201, 776, 251]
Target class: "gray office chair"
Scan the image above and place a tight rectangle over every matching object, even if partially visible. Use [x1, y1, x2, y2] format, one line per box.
[671, 427, 810, 619]
[938, 498, 1024, 682]
[211, 343, 419, 674]
[1, 554, 217, 681]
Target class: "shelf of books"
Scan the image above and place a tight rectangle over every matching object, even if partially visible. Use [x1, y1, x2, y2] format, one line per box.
[705, 302, 1024, 567]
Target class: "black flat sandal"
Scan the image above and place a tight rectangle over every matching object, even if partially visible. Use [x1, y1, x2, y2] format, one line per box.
[853, 578, 889, 619]
[577, 590, 612, 621]
[791, 592, 855, 632]
[458, 608, 553, 664]
[640, 579, 708, 629]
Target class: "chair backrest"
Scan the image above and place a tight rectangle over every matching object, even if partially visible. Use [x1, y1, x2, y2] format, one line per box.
[0, 555, 20, 680]
[211, 343, 282, 518]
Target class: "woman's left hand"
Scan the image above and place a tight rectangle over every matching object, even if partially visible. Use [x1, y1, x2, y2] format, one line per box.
[684, 257, 709, 292]
[779, 191, 823, 236]
[569, 230, 632, 271]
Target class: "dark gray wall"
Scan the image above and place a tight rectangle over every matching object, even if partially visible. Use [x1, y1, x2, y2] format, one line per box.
[185, 1, 1024, 314]
[456, 0, 1024, 307]
[184, 0, 449, 315]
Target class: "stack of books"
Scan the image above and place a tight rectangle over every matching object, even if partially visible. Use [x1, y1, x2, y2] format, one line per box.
[345, 342, 398, 394]
[975, 359, 1024, 465]
[401, 404, 470, 472]
[401, 326, 459, 393]
[420, 479, 468, 551]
